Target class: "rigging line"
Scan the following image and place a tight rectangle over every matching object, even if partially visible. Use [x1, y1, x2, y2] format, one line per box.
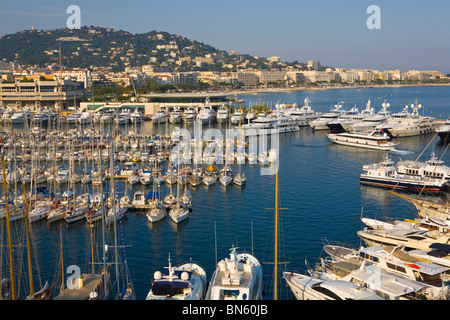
[391, 132, 438, 192]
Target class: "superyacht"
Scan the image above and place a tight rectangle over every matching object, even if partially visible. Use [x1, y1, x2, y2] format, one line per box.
[287, 98, 320, 126]
[327, 129, 398, 151]
[309, 102, 345, 130]
[376, 103, 438, 138]
[350, 102, 391, 132]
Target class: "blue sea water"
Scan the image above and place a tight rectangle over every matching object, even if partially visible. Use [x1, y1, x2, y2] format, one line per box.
[1, 85, 450, 301]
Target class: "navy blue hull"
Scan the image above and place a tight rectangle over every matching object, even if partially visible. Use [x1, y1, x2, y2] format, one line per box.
[360, 176, 443, 192]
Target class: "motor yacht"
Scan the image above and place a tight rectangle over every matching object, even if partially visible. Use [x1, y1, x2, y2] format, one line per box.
[146, 255, 207, 300]
[283, 272, 383, 300]
[309, 102, 345, 130]
[436, 117, 450, 142]
[115, 109, 131, 125]
[169, 107, 183, 124]
[327, 100, 375, 133]
[130, 109, 143, 123]
[78, 112, 92, 125]
[216, 105, 229, 124]
[376, 103, 438, 138]
[152, 107, 169, 124]
[350, 102, 391, 131]
[360, 154, 449, 192]
[287, 98, 320, 126]
[205, 245, 263, 300]
[241, 115, 299, 136]
[230, 109, 244, 125]
[326, 130, 398, 151]
[183, 106, 197, 123]
[196, 101, 216, 125]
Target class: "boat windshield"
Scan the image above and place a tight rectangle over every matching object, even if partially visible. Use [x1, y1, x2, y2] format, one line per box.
[151, 280, 189, 296]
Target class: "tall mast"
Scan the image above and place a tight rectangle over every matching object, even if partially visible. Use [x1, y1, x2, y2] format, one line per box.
[23, 183, 34, 296]
[274, 169, 278, 301]
[60, 225, 65, 300]
[1, 152, 15, 300]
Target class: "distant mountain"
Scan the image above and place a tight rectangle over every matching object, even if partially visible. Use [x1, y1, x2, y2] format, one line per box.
[0, 26, 227, 71]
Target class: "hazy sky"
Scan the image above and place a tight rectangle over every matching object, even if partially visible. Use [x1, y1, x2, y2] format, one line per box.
[1, 0, 449, 73]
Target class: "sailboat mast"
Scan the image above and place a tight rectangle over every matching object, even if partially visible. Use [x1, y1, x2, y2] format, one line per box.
[23, 183, 34, 296]
[60, 225, 65, 300]
[1, 152, 16, 300]
[111, 138, 120, 296]
[274, 169, 279, 301]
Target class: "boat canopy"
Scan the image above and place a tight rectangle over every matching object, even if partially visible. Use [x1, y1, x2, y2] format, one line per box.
[147, 192, 160, 199]
[206, 164, 218, 172]
[429, 243, 450, 254]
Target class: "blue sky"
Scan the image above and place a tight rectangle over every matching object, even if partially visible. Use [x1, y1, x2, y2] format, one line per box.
[1, 0, 449, 73]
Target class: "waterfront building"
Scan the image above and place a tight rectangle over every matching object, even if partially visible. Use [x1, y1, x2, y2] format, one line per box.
[256, 70, 285, 84]
[0, 75, 84, 112]
[233, 71, 260, 87]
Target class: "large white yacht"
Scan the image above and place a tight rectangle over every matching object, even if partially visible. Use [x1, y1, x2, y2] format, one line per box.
[360, 154, 449, 192]
[115, 109, 131, 125]
[241, 114, 299, 136]
[283, 272, 383, 300]
[396, 151, 450, 181]
[350, 102, 391, 132]
[130, 109, 143, 123]
[230, 109, 244, 125]
[205, 246, 263, 300]
[327, 100, 375, 133]
[436, 116, 450, 142]
[66, 112, 80, 125]
[313, 250, 440, 300]
[183, 106, 197, 123]
[146, 255, 207, 300]
[287, 97, 320, 126]
[196, 99, 216, 124]
[309, 102, 345, 130]
[327, 129, 398, 151]
[100, 109, 115, 124]
[324, 244, 450, 300]
[10, 110, 31, 125]
[216, 105, 229, 124]
[169, 107, 182, 124]
[152, 107, 169, 124]
[376, 103, 438, 137]
[78, 112, 92, 125]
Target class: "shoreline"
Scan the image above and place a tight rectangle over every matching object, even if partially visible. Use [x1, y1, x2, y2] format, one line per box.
[225, 83, 450, 96]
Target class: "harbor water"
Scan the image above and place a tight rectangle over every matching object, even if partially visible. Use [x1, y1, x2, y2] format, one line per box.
[1, 85, 450, 300]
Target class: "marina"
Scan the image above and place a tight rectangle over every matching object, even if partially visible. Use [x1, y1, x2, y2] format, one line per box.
[2, 85, 450, 301]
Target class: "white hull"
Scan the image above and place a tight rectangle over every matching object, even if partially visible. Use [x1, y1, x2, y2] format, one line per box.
[327, 133, 397, 151]
[169, 207, 189, 223]
[217, 116, 229, 124]
[152, 114, 169, 124]
[147, 207, 166, 223]
[284, 272, 383, 300]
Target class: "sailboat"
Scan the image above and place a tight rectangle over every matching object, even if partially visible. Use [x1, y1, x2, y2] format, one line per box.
[169, 160, 189, 223]
[147, 191, 166, 223]
[219, 165, 233, 186]
[1, 153, 54, 300]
